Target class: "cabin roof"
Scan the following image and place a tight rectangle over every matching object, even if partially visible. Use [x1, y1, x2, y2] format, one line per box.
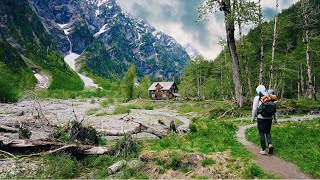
[148, 82, 175, 91]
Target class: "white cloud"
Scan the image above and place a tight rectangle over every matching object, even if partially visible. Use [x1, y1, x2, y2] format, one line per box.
[118, 0, 298, 60]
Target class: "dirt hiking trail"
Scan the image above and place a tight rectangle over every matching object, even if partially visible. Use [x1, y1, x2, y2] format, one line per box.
[237, 115, 320, 179]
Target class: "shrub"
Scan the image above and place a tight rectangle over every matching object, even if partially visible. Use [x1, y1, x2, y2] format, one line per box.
[36, 154, 79, 179]
[201, 158, 216, 167]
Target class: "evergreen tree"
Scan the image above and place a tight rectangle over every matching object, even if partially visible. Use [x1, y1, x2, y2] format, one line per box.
[123, 64, 136, 100]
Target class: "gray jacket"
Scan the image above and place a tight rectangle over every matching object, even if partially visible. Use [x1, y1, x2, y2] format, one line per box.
[251, 96, 277, 121]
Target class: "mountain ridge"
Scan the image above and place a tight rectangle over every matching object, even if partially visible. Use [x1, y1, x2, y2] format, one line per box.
[29, 0, 191, 79]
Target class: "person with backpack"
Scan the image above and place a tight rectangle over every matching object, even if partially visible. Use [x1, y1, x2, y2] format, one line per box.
[251, 85, 278, 155]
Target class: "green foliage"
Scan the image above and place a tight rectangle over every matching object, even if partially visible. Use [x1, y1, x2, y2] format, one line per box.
[123, 64, 137, 101]
[115, 166, 148, 179]
[201, 158, 216, 167]
[179, 56, 231, 100]
[0, 0, 84, 92]
[35, 153, 145, 179]
[36, 154, 79, 179]
[85, 108, 100, 116]
[82, 155, 118, 178]
[246, 119, 320, 178]
[277, 99, 320, 114]
[100, 97, 115, 108]
[189, 123, 197, 133]
[98, 137, 108, 146]
[168, 154, 182, 170]
[210, 0, 320, 100]
[81, 39, 126, 79]
[243, 164, 277, 179]
[37, 89, 108, 99]
[0, 35, 36, 102]
[134, 76, 151, 99]
[150, 118, 251, 159]
[112, 103, 154, 115]
[176, 100, 235, 118]
[113, 136, 142, 158]
[113, 105, 131, 114]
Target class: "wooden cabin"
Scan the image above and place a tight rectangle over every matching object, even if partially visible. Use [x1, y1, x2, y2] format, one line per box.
[148, 82, 180, 100]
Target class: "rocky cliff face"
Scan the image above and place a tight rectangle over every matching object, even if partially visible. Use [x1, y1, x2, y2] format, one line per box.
[29, 0, 190, 79]
[28, 0, 93, 55]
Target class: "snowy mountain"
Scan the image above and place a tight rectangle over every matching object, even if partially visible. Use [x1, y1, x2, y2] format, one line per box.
[29, 0, 190, 79]
[184, 43, 202, 60]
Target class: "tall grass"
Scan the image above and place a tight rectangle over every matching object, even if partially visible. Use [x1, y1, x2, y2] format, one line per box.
[36, 154, 79, 179]
[112, 103, 154, 115]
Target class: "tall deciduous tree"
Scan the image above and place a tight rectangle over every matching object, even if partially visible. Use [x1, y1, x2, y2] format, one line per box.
[198, 0, 259, 107]
[300, 0, 318, 100]
[269, 0, 279, 89]
[258, 0, 264, 85]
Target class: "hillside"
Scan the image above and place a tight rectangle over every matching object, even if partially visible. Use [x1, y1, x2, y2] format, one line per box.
[0, 0, 84, 102]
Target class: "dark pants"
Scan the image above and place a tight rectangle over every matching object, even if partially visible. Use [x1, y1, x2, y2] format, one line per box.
[257, 118, 272, 150]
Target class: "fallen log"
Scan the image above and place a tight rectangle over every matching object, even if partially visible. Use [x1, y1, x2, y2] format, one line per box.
[0, 136, 64, 148]
[107, 159, 143, 175]
[102, 128, 168, 139]
[107, 160, 126, 175]
[102, 116, 170, 139]
[0, 150, 16, 158]
[0, 136, 112, 156]
[0, 125, 19, 133]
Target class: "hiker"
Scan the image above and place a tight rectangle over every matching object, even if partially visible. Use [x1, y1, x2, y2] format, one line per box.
[251, 85, 278, 155]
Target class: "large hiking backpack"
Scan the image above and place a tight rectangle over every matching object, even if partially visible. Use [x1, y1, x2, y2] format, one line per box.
[258, 90, 277, 117]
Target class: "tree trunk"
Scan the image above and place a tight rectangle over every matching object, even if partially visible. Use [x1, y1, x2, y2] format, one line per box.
[305, 32, 315, 100]
[314, 75, 317, 100]
[300, 63, 305, 97]
[298, 81, 301, 100]
[301, 0, 316, 100]
[224, 0, 244, 107]
[304, 23, 315, 100]
[258, 0, 264, 85]
[269, 0, 279, 89]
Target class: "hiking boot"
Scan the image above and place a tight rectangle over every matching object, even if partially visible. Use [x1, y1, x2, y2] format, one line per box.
[259, 150, 267, 155]
[268, 144, 274, 155]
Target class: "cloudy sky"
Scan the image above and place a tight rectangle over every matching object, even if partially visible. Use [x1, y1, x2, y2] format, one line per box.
[118, 0, 299, 60]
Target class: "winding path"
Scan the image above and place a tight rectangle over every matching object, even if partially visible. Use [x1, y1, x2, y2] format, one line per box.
[237, 115, 320, 179]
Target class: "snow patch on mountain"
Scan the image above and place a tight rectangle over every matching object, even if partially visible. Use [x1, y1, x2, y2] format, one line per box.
[184, 43, 201, 59]
[94, 24, 109, 37]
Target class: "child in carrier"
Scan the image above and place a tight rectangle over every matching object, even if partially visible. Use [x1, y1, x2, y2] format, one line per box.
[252, 85, 278, 155]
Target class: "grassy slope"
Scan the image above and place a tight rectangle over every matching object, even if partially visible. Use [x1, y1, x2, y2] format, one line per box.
[0, 33, 36, 102]
[246, 119, 320, 178]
